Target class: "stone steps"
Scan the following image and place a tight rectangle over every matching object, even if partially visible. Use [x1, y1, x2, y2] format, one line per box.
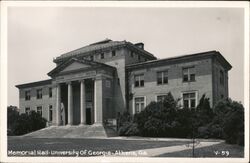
[23, 124, 117, 138]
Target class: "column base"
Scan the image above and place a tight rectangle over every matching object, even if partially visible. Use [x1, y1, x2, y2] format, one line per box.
[79, 123, 85, 126]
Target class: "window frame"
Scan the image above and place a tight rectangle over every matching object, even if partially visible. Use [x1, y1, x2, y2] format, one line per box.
[134, 74, 144, 88]
[25, 107, 30, 115]
[101, 53, 104, 59]
[157, 71, 168, 85]
[155, 94, 168, 102]
[112, 50, 116, 57]
[49, 105, 53, 122]
[133, 96, 146, 114]
[25, 90, 31, 101]
[181, 91, 198, 109]
[36, 89, 43, 99]
[36, 106, 42, 116]
[182, 66, 196, 82]
[49, 87, 52, 98]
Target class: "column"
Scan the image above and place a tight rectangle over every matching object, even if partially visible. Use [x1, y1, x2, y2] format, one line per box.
[67, 82, 73, 125]
[94, 77, 103, 124]
[80, 80, 86, 125]
[56, 84, 61, 126]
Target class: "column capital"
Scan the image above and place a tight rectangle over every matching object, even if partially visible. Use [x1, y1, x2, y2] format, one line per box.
[66, 81, 72, 85]
[78, 79, 85, 83]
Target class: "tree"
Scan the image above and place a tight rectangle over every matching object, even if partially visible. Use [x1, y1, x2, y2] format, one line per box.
[7, 106, 19, 135]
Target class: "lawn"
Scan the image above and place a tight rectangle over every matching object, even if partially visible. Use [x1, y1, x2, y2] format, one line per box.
[157, 142, 244, 157]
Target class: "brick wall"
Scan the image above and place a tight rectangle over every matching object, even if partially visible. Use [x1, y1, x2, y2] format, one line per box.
[128, 58, 214, 113]
[19, 84, 55, 124]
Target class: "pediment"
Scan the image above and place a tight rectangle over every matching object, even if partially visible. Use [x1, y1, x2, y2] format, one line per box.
[48, 58, 115, 77]
[60, 61, 90, 73]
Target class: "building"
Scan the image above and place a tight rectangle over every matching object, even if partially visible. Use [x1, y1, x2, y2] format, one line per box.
[16, 39, 232, 126]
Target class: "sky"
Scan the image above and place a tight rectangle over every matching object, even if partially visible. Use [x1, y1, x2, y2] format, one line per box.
[7, 6, 245, 106]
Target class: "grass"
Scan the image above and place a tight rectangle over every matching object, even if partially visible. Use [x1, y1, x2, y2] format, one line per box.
[157, 142, 244, 157]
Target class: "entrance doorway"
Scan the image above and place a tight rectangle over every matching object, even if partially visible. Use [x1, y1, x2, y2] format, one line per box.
[86, 108, 91, 125]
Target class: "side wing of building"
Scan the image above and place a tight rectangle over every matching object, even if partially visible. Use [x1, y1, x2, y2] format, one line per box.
[126, 51, 232, 114]
[16, 79, 55, 124]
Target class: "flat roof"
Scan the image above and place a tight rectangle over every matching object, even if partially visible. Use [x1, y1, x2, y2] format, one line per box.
[16, 79, 52, 89]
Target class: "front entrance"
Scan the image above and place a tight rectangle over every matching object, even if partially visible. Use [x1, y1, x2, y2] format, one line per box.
[59, 78, 94, 125]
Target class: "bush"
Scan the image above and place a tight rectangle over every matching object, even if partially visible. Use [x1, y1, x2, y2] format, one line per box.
[117, 111, 139, 136]
[212, 99, 244, 146]
[12, 111, 47, 135]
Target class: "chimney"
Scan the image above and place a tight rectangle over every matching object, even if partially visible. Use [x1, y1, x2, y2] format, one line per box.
[135, 43, 144, 50]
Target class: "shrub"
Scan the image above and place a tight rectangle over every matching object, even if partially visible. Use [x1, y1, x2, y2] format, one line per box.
[212, 99, 244, 146]
[12, 111, 47, 135]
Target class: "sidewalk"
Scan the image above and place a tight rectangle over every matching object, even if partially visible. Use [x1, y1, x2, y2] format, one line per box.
[104, 140, 222, 157]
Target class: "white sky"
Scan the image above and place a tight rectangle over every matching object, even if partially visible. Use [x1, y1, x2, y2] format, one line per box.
[7, 7, 244, 106]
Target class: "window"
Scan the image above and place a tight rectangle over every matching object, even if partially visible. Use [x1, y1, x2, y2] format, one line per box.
[138, 55, 141, 61]
[134, 97, 145, 114]
[182, 92, 196, 109]
[130, 51, 134, 58]
[37, 106, 42, 116]
[25, 90, 30, 101]
[37, 89, 42, 99]
[90, 55, 94, 61]
[101, 53, 104, 59]
[49, 105, 53, 121]
[220, 70, 224, 85]
[112, 50, 116, 57]
[49, 87, 52, 98]
[157, 71, 168, 85]
[156, 95, 167, 102]
[25, 107, 30, 115]
[183, 67, 195, 82]
[134, 74, 144, 87]
[106, 80, 111, 88]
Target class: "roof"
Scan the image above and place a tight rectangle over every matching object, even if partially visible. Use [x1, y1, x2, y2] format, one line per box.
[126, 50, 232, 71]
[53, 39, 156, 63]
[48, 57, 115, 77]
[16, 79, 52, 89]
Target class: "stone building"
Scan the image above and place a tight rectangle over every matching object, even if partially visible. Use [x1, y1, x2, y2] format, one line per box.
[16, 39, 232, 126]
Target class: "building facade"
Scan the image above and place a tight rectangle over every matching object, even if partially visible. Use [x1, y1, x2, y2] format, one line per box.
[16, 39, 232, 126]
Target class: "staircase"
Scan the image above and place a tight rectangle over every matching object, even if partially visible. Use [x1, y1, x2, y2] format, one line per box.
[23, 124, 117, 138]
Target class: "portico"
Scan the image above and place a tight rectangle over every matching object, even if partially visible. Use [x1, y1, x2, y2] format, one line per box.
[48, 58, 115, 126]
[55, 78, 102, 126]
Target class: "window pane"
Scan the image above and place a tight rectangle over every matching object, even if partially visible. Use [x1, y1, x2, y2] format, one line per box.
[163, 76, 168, 84]
[140, 80, 144, 87]
[135, 81, 139, 87]
[190, 74, 195, 81]
[191, 99, 196, 108]
[189, 67, 195, 74]
[184, 100, 189, 108]
[183, 68, 188, 74]
[183, 93, 189, 99]
[189, 93, 196, 98]
[141, 103, 145, 110]
[135, 104, 140, 113]
[157, 72, 162, 84]
[183, 75, 188, 82]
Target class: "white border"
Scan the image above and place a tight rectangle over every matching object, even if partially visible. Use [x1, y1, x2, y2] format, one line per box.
[1, 1, 249, 163]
